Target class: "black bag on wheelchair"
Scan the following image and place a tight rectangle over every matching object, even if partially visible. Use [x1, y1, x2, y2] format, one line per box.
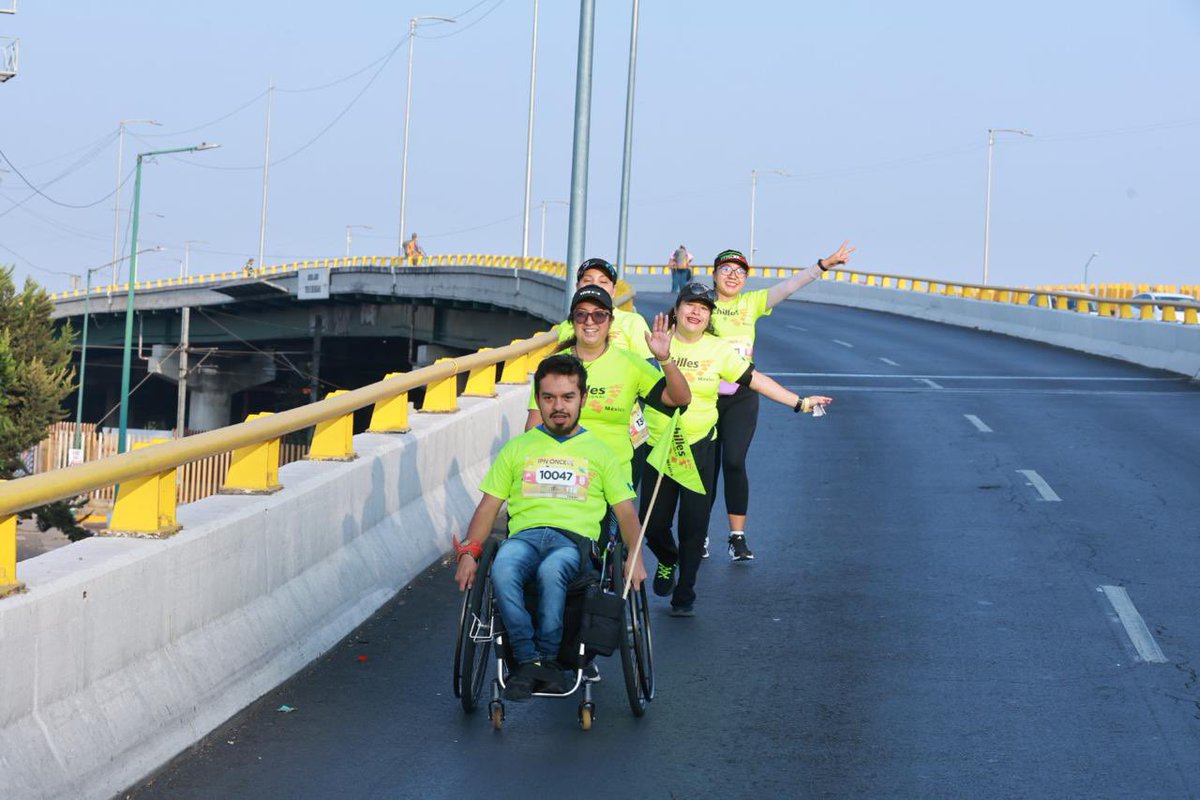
[578, 584, 624, 657]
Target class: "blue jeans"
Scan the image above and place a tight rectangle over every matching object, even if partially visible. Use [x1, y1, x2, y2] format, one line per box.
[491, 527, 582, 664]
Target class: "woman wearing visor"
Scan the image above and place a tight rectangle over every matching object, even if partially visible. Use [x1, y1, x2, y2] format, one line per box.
[642, 282, 832, 617]
[708, 243, 854, 561]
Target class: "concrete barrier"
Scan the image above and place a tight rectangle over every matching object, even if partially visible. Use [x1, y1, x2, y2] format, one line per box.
[623, 273, 1200, 379]
[0, 386, 530, 800]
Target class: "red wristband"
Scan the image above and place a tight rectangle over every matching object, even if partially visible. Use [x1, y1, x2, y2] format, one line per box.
[453, 535, 483, 561]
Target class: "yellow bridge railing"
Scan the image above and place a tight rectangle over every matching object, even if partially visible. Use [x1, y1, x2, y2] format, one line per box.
[49, 255, 570, 302]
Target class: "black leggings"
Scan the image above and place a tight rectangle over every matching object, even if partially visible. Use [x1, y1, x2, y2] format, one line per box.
[713, 388, 759, 517]
[639, 434, 718, 608]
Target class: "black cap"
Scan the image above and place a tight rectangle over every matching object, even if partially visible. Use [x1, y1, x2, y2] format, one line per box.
[576, 257, 618, 284]
[714, 249, 749, 270]
[675, 281, 717, 309]
[570, 284, 614, 311]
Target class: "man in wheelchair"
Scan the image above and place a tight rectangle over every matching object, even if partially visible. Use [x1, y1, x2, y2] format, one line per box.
[454, 354, 647, 700]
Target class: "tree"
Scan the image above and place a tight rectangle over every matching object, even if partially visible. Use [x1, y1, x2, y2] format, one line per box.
[0, 265, 86, 540]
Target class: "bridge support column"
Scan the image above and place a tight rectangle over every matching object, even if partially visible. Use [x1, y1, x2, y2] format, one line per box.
[149, 347, 277, 432]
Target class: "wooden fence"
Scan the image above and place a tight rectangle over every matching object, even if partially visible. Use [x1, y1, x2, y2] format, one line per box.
[26, 422, 309, 506]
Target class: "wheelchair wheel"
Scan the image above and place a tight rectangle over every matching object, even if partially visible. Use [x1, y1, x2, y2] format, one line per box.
[612, 541, 650, 717]
[455, 536, 500, 713]
[631, 583, 655, 700]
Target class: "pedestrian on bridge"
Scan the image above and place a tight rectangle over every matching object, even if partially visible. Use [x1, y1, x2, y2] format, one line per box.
[642, 282, 831, 616]
[404, 233, 425, 265]
[707, 242, 854, 561]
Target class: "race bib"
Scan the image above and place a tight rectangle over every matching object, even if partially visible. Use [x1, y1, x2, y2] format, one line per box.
[522, 456, 590, 501]
[629, 407, 650, 447]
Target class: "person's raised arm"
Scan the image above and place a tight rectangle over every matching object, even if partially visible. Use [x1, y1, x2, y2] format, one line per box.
[765, 241, 856, 308]
[454, 493, 505, 591]
[644, 312, 691, 407]
[748, 369, 833, 414]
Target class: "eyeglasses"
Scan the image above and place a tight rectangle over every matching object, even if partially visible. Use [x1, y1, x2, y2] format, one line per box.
[716, 265, 748, 277]
[571, 309, 612, 324]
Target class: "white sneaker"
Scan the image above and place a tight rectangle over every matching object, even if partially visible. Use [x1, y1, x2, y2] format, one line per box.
[701, 535, 710, 559]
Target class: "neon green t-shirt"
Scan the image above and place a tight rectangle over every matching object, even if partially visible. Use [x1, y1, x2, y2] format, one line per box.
[529, 346, 666, 465]
[711, 288, 772, 360]
[644, 334, 751, 445]
[711, 289, 770, 394]
[555, 307, 654, 359]
[479, 427, 636, 542]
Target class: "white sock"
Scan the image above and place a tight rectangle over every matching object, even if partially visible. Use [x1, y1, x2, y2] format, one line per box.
[730, 530, 745, 538]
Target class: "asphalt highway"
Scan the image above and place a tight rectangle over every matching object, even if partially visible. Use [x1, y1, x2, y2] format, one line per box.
[126, 295, 1200, 799]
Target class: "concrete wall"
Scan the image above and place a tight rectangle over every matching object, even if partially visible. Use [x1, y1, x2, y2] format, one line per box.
[624, 273, 1200, 379]
[0, 386, 530, 800]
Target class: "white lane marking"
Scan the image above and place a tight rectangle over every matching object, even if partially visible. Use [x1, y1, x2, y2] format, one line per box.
[916, 378, 943, 389]
[766, 373, 1181, 381]
[1100, 586, 1168, 663]
[1017, 469, 1061, 501]
[878, 357, 900, 366]
[964, 414, 993, 432]
[833, 339, 854, 348]
[786, 325, 808, 332]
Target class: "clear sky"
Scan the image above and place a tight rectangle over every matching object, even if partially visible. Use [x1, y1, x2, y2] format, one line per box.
[1, 1, 1198, 292]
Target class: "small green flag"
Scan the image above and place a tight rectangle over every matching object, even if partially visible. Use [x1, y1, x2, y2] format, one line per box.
[645, 410, 705, 494]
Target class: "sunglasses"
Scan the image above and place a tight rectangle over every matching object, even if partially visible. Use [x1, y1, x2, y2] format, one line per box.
[571, 309, 613, 324]
[716, 265, 748, 277]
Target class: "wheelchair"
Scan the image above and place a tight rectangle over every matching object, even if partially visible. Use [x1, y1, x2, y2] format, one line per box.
[453, 531, 654, 730]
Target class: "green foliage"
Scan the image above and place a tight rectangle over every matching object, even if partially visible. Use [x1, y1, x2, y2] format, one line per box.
[1, 265, 87, 541]
[0, 265, 76, 478]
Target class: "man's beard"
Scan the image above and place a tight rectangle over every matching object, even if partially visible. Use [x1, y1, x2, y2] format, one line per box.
[542, 410, 579, 437]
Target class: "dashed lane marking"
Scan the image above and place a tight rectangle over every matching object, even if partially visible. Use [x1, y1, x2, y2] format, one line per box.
[833, 340, 854, 348]
[878, 357, 900, 366]
[916, 378, 944, 389]
[964, 414, 993, 432]
[1017, 469, 1061, 501]
[1100, 586, 1168, 663]
[786, 325, 808, 332]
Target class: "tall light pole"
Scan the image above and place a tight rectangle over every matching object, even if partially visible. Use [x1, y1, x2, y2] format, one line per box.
[1083, 251, 1100, 286]
[111, 119, 161, 287]
[614, 0, 641, 281]
[118, 143, 220, 454]
[345, 224, 373, 258]
[981, 127, 1032, 285]
[72, 247, 163, 453]
[749, 168, 788, 266]
[257, 80, 274, 269]
[539, 199, 568, 259]
[397, 15, 456, 265]
[564, 0, 597, 316]
[520, 0, 540, 268]
[175, 240, 204, 439]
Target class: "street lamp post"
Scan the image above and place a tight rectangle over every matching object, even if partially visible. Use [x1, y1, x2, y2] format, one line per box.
[749, 168, 788, 266]
[1083, 251, 1100, 286]
[345, 224, 373, 258]
[111, 119, 161, 288]
[72, 247, 163, 453]
[175, 240, 204, 439]
[520, 0, 540, 268]
[981, 127, 1032, 285]
[614, 0, 641, 281]
[539, 199, 568, 259]
[118, 143, 220, 454]
[396, 13, 456, 275]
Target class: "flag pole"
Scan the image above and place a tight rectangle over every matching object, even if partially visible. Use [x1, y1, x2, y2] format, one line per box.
[623, 469, 664, 600]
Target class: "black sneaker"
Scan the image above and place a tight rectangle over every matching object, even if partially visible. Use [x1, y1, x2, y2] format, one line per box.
[728, 533, 754, 561]
[504, 663, 539, 701]
[653, 562, 678, 596]
[701, 536, 710, 559]
[669, 604, 695, 617]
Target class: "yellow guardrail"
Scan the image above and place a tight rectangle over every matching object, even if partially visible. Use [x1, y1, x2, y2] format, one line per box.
[1, 284, 634, 597]
[49, 255, 570, 302]
[632, 264, 1200, 325]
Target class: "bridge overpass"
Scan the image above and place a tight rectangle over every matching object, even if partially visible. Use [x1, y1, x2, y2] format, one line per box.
[3, 264, 1200, 799]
